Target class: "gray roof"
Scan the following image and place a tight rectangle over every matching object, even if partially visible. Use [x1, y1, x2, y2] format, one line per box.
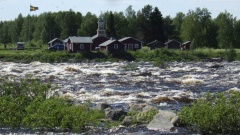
[92, 35, 109, 40]
[99, 40, 116, 47]
[119, 37, 142, 43]
[63, 38, 68, 43]
[48, 38, 62, 44]
[69, 36, 93, 43]
[91, 35, 98, 40]
[182, 41, 191, 45]
[164, 39, 181, 45]
[147, 40, 164, 46]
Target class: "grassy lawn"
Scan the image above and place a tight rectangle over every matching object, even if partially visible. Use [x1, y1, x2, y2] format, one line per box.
[0, 44, 239, 63]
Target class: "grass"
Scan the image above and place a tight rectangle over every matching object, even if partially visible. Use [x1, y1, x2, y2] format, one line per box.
[0, 44, 240, 63]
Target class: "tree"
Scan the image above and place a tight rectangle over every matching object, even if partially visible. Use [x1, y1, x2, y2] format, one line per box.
[180, 8, 213, 49]
[233, 19, 240, 48]
[61, 9, 79, 38]
[172, 12, 185, 40]
[163, 16, 175, 41]
[149, 7, 165, 43]
[136, 5, 152, 43]
[114, 12, 128, 38]
[125, 5, 138, 38]
[215, 11, 235, 48]
[78, 12, 97, 36]
[106, 11, 116, 38]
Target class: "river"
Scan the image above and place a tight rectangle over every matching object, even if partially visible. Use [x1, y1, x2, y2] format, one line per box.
[0, 61, 240, 134]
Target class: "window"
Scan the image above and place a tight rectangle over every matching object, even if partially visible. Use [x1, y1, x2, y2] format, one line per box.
[114, 44, 118, 49]
[135, 44, 139, 48]
[80, 44, 84, 49]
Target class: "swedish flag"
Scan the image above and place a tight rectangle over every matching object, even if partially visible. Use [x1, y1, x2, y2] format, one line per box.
[30, 5, 38, 11]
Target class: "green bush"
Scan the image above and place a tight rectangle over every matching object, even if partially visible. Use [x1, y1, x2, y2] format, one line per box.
[225, 47, 237, 62]
[0, 77, 105, 132]
[179, 91, 240, 134]
[0, 76, 51, 129]
[128, 108, 158, 125]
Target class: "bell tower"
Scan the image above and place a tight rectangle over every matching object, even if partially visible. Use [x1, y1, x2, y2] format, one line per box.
[97, 19, 106, 36]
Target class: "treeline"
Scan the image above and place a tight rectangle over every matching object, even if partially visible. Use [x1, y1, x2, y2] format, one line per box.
[0, 5, 240, 49]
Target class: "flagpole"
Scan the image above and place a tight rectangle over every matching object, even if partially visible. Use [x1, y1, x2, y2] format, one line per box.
[28, 11, 30, 49]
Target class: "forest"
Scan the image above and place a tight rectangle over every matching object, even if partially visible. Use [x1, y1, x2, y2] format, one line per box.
[0, 4, 240, 49]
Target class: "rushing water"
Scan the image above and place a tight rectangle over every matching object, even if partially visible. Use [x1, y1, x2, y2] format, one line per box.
[0, 61, 240, 134]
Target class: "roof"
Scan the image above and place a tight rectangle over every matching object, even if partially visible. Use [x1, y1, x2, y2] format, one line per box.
[182, 41, 191, 45]
[91, 35, 109, 40]
[17, 42, 24, 44]
[69, 36, 93, 43]
[147, 40, 164, 46]
[92, 35, 98, 40]
[99, 40, 116, 47]
[63, 38, 68, 43]
[164, 39, 181, 45]
[119, 37, 142, 43]
[48, 38, 62, 44]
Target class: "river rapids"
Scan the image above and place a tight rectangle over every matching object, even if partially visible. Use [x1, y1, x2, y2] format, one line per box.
[0, 61, 240, 134]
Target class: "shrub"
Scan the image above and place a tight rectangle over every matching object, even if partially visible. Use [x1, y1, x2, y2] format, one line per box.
[225, 46, 236, 62]
[0, 76, 52, 129]
[0, 77, 105, 132]
[128, 108, 158, 125]
[153, 57, 168, 69]
[179, 91, 240, 134]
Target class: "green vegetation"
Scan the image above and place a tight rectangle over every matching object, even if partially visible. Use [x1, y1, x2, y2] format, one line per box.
[0, 77, 105, 133]
[128, 108, 158, 125]
[179, 91, 240, 134]
[0, 46, 240, 63]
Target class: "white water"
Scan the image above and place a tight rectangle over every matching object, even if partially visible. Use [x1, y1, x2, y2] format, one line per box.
[1, 61, 240, 110]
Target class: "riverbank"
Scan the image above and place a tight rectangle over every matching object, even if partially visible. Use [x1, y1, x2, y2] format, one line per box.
[0, 47, 239, 63]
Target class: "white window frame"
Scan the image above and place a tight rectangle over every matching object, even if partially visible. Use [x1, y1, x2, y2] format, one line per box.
[114, 44, 118, 49]
[134, 44, 139, 48]
[80, 44, 84, 49]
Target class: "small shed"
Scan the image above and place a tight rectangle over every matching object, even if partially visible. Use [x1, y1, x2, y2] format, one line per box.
[48, 38, 63, 47]
[66, 36, 93, 52]
[147, 40, 165, 50]
[99, 39, 125, 53]
[119, 37, 142, 51]
[181, 41, 191, 50]
[164, 39, 181, 49]
[91, 35, 109, 50]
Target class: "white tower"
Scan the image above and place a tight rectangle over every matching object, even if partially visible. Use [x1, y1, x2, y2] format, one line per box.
[97, 19, 106, 36]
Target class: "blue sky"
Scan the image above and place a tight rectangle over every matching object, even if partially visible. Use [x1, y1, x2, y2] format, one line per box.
[0, 0, 240, 21]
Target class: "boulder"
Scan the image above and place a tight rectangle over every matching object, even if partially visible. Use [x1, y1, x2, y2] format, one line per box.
[105, 108, 127, 120]
[158, 110, 176, 120]
[171, 116, 181, 127]
[96, 103, 111, 111]
[147, 110, 176, 131]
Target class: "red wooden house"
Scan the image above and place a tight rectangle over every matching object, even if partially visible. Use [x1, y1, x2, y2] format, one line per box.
[119, 37, 142, 51]
[164, 39, 181, 49]
[66, 36, 93, 52]
[48, 38, 63, 47]
[99, 39, 125, 53]
[181, 41, 191, 50]
[92, 35, 109, 50]
[147, 40, 165, 50]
